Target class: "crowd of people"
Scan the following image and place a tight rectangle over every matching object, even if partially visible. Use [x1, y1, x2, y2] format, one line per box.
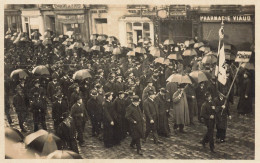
[4, 28, 254, 155]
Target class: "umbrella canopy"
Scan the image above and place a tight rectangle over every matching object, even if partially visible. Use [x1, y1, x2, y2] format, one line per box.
[32, 65, 50, 75]
[166, 74, 192, 84]
[183, 49, 197, 56]
[5, 127, 24, 143]
[32, 40, 41, 46]
[194, 42, 204, 48]
[42, 39, 52, 46]
[5, 35, 12, 39]
[66, 38, 73, 42]
[62, 41, 71, 46]
[11, 36, 17, 41]
[73, 69, 92, 80]
[241, 62, 254, 70]
[150, 47, 163, 57]
[104, 46, 114, 52]
[47, 150, 82, 159]
[202, 54, 217, 64]
[10, 69, 28, 79]
[162, 58, 171, 65]
[53, 37, 59, 42]
[201, 70, 213, 80]
[199, 46, 211, 53]
[189, 70, 208, 83]
[65, 31, 74, 38]
[83, 45, 92, 52]
[112, 47, 121, 55]
[184, 39, 195, 47]
[74, 42, 84, 48]
[163, 39, 174, 45]
[24, 130, 62, 156]
[44, 31, 51, 38]
[167, 53, 183, 60]
[59, 35, 67, 39]
[97, 35, 107, 41]
[127, 51, 135, 56]
[91, 45, 101, 51]
[134, 47, 146, 54]
[154, 57, 165, 64]
[90, 34, 98, 40]
[149, 46, 156, 52]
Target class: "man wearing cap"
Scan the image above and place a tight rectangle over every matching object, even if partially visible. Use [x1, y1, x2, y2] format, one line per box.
[70, 96, 88, 147]
[214, 92, 231, 143]
[142, 78, 156, 102]
[13, 86, 28, 132]
[125, 95, 144, 155]
[200, 92, 216, 153]
[113, 91, 127, 140]
[154, 88, 170, 137]
[114, 76, 125, 97]
[95, 83, 105, 105]
[70, 85, 82, 108]
[52, 94, 69, 133]
[103, 92, 117, 147]
[196, 82, 207, 123]
[29, 79, 46, 100]
[31, 91, 48, 132]
[143, 89, 162, 144]
[47, 77, 60, 103]
[87, 89, 103, 138]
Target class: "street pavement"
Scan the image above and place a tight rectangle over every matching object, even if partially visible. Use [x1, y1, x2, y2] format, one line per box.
[5, 96, 255, 159]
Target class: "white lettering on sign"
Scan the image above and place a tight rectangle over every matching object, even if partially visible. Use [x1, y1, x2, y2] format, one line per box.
[200, 15, 252, 22]
[235, 51, 252, 63]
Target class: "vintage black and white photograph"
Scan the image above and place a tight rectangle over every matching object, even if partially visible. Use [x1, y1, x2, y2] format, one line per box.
[4, 3, 255, 159]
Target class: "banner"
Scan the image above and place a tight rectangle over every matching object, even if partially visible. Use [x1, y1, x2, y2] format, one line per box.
[235, 51, 252, 63]
[217, 43, 227, 85]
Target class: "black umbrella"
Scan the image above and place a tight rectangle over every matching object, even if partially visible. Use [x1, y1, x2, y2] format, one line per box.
[5, 127, 24, 143]
[47, 150, 82, 159]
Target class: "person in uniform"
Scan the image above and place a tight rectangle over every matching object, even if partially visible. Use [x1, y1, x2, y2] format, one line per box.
[200, 92, 216, 153]
[125, 95, 144, 155]
[195, 82, 207, 123]
[70, 96, 88, 147]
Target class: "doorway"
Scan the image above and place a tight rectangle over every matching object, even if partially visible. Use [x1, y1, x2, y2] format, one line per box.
[133, 30, 142, 45]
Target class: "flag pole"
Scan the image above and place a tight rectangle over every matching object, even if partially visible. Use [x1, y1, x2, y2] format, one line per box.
[221, 62, 242, 115]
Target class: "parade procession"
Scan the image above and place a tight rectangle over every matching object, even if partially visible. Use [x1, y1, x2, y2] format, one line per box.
[4, 4, 255, 159]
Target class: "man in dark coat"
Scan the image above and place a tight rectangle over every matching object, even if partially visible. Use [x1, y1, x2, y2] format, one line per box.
[143, 90, 162, 144]
[125, 95, 144, 155]
[154, 88, 170, 137]
[13, 86, 28, 132]
[185, 83, 198, 125]
[47, 77, 60, 102]
[114, 76, 125, 97]
[31, 92, 48, 132]
[52, 94, 69, 132]
[87, 89, 103, 137]
[57, 113, 79, 153]
[200, 92, 216, 153]
[113, 91, 127, 140]
[102, 92, 117, 148]
[237, 71, 253, 115]
[214, 92, 231, 143]
[29, 79, 46, 100]
[70, 86, 82, 108]
[195, 82, 207, 123]
[70, 96, 88, 147]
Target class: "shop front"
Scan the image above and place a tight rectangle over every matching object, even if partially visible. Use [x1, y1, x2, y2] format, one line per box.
[4, 6, 22, 34]
[53, 4, 90, 42]
[198, 14, 254, 51]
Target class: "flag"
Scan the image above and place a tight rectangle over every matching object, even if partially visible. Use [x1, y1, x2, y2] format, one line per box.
[215, 23, 227, 85]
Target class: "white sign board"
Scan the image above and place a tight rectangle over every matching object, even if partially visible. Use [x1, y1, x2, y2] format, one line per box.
[235, 51, 252, 63]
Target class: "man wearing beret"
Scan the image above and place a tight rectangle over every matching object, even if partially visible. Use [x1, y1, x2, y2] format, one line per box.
[143, 90, 162, 144]
[70, 96, 88, 147]
[125, 95, 144, 155]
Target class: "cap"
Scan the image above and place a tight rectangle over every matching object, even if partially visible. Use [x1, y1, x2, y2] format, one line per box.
[95, 83, 103, 89]
[90, 89, 98, 96]
[205, 92, 212, 98]
[147, 89, 155, 96]
[105, 92, 113, 98]
[118, 91, 125, 95]
[147, 78, 153, 83]
[159, 88, 167, 94]
[132, 95, 140, 102]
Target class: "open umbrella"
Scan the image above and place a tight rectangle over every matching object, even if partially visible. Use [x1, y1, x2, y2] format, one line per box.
[59, 35, 67, 39]
[154, 57, 165, 64]
[113, 47, 121, 55]
[5, 35, 12, 39]
[162, 59, 171, 65]
[74, 42, 84, 48]
[10, 69, 28, 79]
[90, 34, 98, 40]
[189, 70, 208, 83]
[24, 129, 62, 156]
[83, 45, 92, 52]
[65, 31, 74, 38]
[241, 62, 254, 70]
[32, 65, 50, 75]
[163, 39, 174, 45]
[47, 150, 82, 159]
[33, 40, 42, 46]
[134, 47, 146, 54]
[91, 45, 101, 51]
[104, 46, 114, 52]
[199, 46, 211, 53]
[5, 127, 24, 143]
[166, 74, 192, 84]
[184, 39, 195, 47]
[167, 53, 183, 61]
[149, 46, 156, 52]
[66, 38, 73, 42]
[194, 42, 204, 48]
[73, 69, 92, 80]
[150, 47, 163, 57]
[53, 37, 59, 42]
[202, 54, 217, 64]
[42, 38, 52, 46]
[183, 49, 197, 56]
[127, 51, 135, 56]
[201, 70, 213, 80]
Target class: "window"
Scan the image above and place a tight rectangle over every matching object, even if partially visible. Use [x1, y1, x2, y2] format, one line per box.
[126, 22, 151, 44]
[63, 23, 81, 35]
[95, 18, 107, 34]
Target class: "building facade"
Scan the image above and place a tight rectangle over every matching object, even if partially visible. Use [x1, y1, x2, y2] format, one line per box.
[4, 4, 23, 34]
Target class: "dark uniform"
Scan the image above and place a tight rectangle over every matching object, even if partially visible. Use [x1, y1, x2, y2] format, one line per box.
[52, 96, 69, 132]
[201, 93, 216, 152]
[31, 93, 48, 132]
[13, 90, 28, 131]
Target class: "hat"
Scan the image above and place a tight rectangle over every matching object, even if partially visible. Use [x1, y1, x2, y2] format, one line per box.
[34, 79, 40, 84]
[118, 91, 125, 95]
[95, 83, 103, 89]
[97, 69, 104, 73]
[33, 92, 40, 96]
[147, 78, 153, 83]
[159, 88, 167, 94]
[76, 95, 83, 101]
[16, 86, 22, 92]
[105, 92, 113, 98]
[132, 95, 140, 102]
[127, 90, 134, 96]
[90, 89, 98, 96]
[147, 89, 155, 96]
[205, 92, 212, 98]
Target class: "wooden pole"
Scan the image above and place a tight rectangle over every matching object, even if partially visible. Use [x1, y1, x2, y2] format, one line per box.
[221, 62, 242, 115]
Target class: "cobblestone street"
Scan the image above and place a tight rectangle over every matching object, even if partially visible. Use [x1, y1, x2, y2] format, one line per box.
[6, 96, 255, 159]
